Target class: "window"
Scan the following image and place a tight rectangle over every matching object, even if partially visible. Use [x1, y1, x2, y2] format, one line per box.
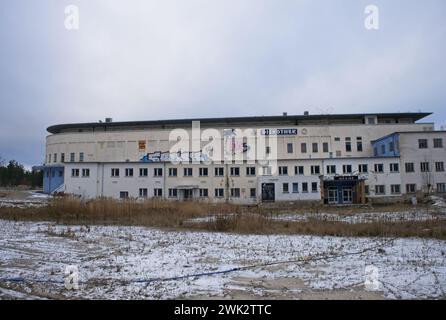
[215, 167, 224, 176]
[125, 168, 134, 177]
[437, 183, 446, 193]
[381, 144, 386, 154]
[287, 143, 293, 153]
[434, 138, 443, 148]
[418, 139, 428, 149]
[139, 188, 148, 198]
[343, 165, 352, 174]
[390, 163, 399, 173]
[326, 165, 336, 174]
[312, 143, 318, 153]
[374, 147, 378, 157]
[334, 137, 341, 142]
[391, 185, 401, 194]
[250, 188, 256, 198]
[154, 188, 163, 197]
[139, 168, 148, 177]
[215, 188, 224, 198]
[111, 168, 120, 177]
[230, 188, 240, 198]
[375, 185, 385, 195]
[374, 164, 384, 173]
[312, 182, 318, 193]
[48, 154, 51, 163]
[199, 167, 208, 177]
[279, 166, 288, 176]
[389, 142, 394, 153]
[70, 152, 75, 162]
[79, 152, 84, 162]
[53, 153, 57, 163]
[265, 146, 271, 154]
[295, 166, 304, 175]
[199, 189, 208, 197]
[406, 184, 416, 193]
[323, 142, 329, 153]
[61, 153, 65, 163]
[367, 117, 376, 124]
[302, 182, 308, 193]
[71, 169, 80, 177]
[184, 168, 193, 176]
[301, 143, 307, 153]
[282, 183, 289, 193]
[262, 166, 272, 175]
[230, 167, 240, 176]
[365, 185, 370, 195]
[345, 138, 352, 152]
[420, 162, 430, 172]
[154, 168, 163, 177]
[59, 170, 63, 177]
[81, 168, 90, 177]
[359, 164, 368, 173]
[292, 183, 299, 193]
[311, 165, 320, 175]
[169, 168, 177, 177]
[119, 191, 129, 199]
[405, 163, 414, 173]
[435, 162, 444, 172]
[246, 167, 256, 176]
[357, 137, 363, 152]
[168, 188, 178, 198]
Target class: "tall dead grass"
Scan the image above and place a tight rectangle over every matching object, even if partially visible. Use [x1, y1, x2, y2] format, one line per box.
[0, 196, 445, 239]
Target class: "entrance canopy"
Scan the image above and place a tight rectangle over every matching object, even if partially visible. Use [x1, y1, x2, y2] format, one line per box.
[321, 175, 367, 205]
[175, 185, 199, 190]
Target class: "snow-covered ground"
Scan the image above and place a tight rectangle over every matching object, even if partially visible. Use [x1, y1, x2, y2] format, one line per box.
[270, 210, 445, 224]
[0, 190, 51, 208]
[0, 220, 445, 300]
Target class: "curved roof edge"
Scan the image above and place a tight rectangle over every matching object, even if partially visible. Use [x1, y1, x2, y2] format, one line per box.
[47, 112, 433, 134]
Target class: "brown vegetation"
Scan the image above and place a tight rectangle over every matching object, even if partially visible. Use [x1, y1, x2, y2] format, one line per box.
[0, 196, 445, 239]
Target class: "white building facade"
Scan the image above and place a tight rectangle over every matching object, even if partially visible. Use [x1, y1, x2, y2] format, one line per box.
[42, 112, 446, 204]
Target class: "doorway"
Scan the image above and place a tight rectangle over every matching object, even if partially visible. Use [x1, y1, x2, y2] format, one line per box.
[261, 183, 275, 202]
[342, 187, 353, 204]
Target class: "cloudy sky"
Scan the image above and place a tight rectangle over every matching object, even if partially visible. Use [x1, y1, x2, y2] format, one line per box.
[1, 0, 445, 167]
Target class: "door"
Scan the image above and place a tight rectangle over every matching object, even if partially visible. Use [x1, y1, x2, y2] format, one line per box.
[342, 187, 352, 204]
[183, 189, 193, 200]
[327, 187, 338, 204]
[261, 183, 275, 202]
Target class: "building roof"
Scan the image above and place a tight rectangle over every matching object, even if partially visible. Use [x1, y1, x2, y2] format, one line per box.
[371, 130, 446, 143]
[47, 112, 432, 134]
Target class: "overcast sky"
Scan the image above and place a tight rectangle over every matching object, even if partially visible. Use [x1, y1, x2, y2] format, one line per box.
[1, 0, 445, 168]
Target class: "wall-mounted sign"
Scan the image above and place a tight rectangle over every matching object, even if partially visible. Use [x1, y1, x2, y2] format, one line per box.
[138, 140, 146, 151]
[260, 128, 297, 136]
[333, 175, 359, 181]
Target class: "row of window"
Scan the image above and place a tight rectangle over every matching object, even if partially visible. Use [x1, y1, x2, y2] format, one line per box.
[48, 136, 366, 164]
[48, 152, 84, 164]
[282, 182, 318, 193]
[121, 188, 257, 199]
[418, 138, 443, 149]
[118, 183, 446, 199]
[70, 161, 445, 178]
[283, 137, 363, 155]
[405, 162, 444, 173]
[368, 183, 446, 195]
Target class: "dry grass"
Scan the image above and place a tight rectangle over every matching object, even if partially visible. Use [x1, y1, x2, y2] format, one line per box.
[0, 196, 445, 239]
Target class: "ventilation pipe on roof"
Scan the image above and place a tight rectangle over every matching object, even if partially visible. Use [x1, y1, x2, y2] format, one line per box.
[304, 111, 309, 116]
[283, 112, 287, 116]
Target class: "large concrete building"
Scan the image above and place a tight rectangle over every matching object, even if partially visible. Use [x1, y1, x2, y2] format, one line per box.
[42, 112, 446, 204]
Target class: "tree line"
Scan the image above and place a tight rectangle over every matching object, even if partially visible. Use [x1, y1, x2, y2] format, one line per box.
[0, 157, 43, 188]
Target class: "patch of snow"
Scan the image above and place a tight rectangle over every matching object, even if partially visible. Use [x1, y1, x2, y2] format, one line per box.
[0, 220, 445, 299]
